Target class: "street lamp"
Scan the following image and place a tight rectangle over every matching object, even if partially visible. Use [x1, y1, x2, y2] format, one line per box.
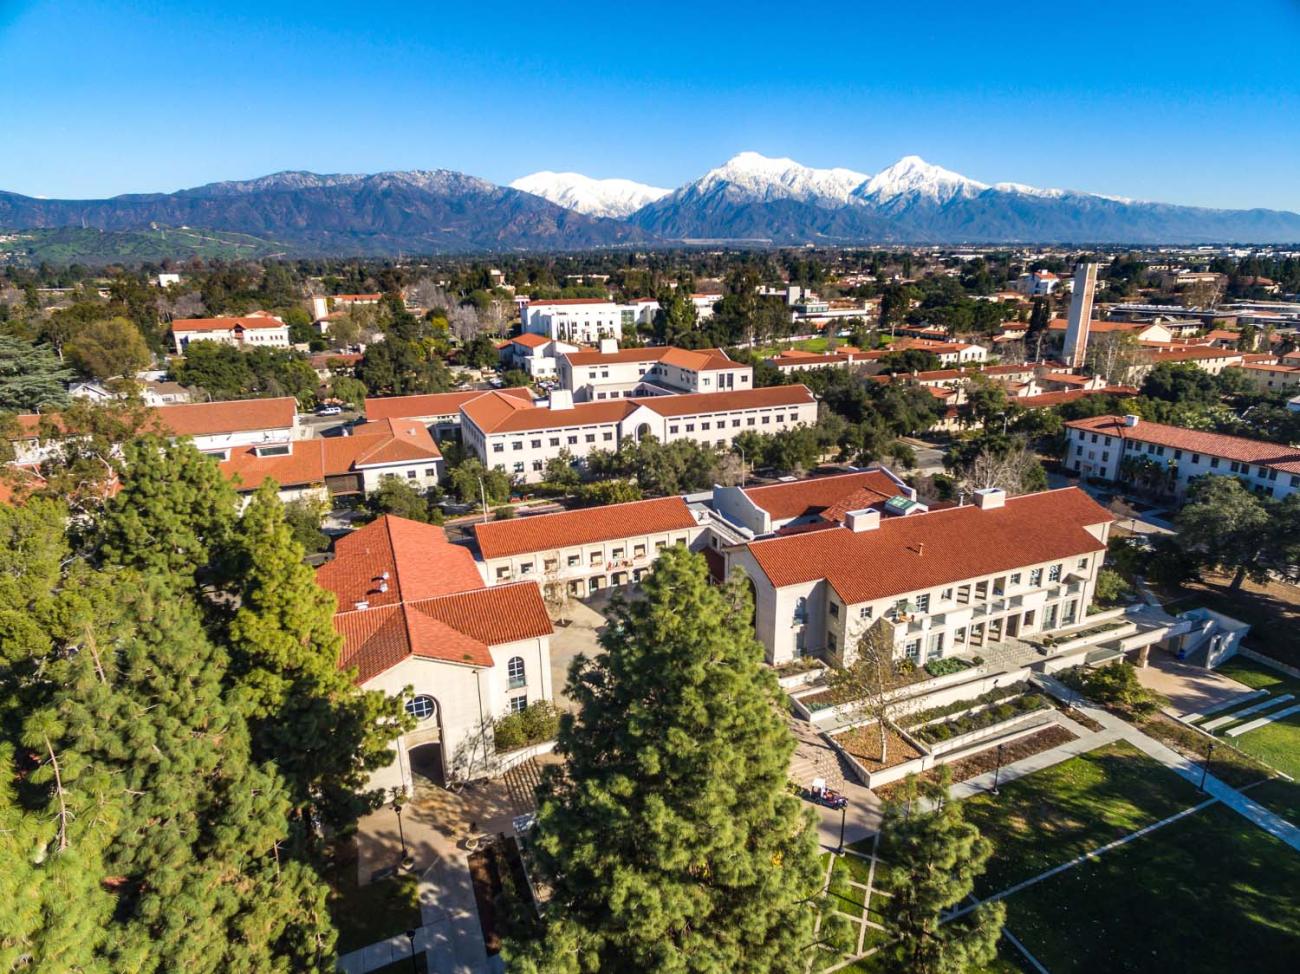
[394, 800, 414, 871]
[1200, 741, 1217, 793]
[837, 801, 848, 855]
[405, 928, 418, 973]
[991, 743, 1005, 796]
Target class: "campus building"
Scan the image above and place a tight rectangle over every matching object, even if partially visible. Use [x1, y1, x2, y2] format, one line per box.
[722, 487, 1112, 666]
[170, 314, 291, 353]
[557, 345, 753, 401]
[1064, 414, 1300, 501]
[473, 496, 707, 596]
[363, 387, 535, 440]
[520, 298, 644, 343]
[317, 516, 554, 792]
[459, 385, 818, 484]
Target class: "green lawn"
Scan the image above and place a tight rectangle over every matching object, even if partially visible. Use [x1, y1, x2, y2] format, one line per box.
[1247, 777, 1300, 824]
[324, 843, 423, 955]
[1206, 657, 1300, 780]
[959, 740, 1202, 894]
[366, 954, 428, 973]
[998, 803, 1300, 974]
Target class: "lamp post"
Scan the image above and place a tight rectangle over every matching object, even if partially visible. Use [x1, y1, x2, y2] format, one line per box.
[837, 801, 847, 855]
[1200, 741, 1217, 793]
[405, 928, 418, 973]
[991, 743, 1005, 796]
[394, 800, 414, 871]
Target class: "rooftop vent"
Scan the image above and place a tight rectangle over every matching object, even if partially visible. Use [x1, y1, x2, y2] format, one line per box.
[973, 487, 1006, 510]
[845, 509, 881, 533]
[884, 495, 927, 517]
[353, 599, 369, 611]
[1124, 414, 1140, 427]
[548, 389, 575, 411]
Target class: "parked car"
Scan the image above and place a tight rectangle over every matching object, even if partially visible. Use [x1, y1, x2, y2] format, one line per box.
[316, 405, 342, 416]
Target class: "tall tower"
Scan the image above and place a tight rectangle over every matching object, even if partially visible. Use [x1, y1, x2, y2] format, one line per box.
[1062, 263, 1098, 368]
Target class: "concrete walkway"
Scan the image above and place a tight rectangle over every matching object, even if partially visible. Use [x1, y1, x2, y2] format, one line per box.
[1036, 675, 1300, 853]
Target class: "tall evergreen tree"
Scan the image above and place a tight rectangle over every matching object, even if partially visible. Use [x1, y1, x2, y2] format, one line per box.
[0, 335, 74, 412]
[506, 549, 821, 973]
[224, 484, 411, 830]
[878, 770, 1005, 974]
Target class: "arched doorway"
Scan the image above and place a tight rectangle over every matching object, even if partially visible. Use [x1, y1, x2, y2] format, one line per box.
[403, 693, 446, 788]
[635, 422, 652, 442]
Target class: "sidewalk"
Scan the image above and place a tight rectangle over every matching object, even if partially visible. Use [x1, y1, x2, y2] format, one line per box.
[1036, 674, 1300, 852]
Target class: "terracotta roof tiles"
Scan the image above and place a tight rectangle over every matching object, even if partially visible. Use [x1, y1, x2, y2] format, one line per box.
[474, 496, 699, 559]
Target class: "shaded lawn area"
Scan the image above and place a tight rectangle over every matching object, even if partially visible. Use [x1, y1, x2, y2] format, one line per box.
[1208, 657, 1300, 780]
[367, 955, 428, 973]
[324, 841, 422, 956]
[958, 740, 1202, 895]
[1001, 802, 1300, 974]
[1159, 570, 1300, 668]
[1247, 777, 1300, 825]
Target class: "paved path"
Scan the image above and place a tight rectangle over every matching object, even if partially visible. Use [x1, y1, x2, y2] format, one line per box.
[787, 716, 884, 849]
[1036, 675, 1300, 852]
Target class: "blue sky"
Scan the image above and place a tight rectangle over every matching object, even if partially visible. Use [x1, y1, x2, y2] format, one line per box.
[4, 0, 1300, 210]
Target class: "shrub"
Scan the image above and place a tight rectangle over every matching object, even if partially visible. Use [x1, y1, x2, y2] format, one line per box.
[923, 657, 972, 678]
[494, 701, 561, 752]
[495, 504, 517, 520]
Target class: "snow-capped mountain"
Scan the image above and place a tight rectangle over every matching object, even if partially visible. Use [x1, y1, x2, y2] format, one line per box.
[854, 155, 987, 206]
[688, 152, 871, 207]
[510, 171, 670, 218]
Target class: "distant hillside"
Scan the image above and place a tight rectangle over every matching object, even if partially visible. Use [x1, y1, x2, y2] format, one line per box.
[0, 226, 286, 265]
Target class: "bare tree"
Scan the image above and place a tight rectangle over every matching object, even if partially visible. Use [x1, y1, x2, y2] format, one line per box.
[448, 304, 484, 344]
[407, 278, 451, 312]
[1085, 332, 1143, 386]
[157, 290, 206, 321]
[828, 619, 916, 766]
[542, 551, 573, 625]
[956, 443, 1042, 495]
[717, 451, 746, 487]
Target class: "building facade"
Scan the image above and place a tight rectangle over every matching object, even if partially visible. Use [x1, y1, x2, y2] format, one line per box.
[557, 346, 753, 401]
[171, 315, 291, 353]
[521, 299, 633, 343]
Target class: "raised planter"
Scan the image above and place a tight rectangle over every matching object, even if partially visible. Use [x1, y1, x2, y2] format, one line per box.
[775, 661, 828, 690]
[493, 738, 557, 776]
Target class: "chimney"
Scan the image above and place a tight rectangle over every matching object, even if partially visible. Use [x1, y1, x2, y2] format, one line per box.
[1124, 414, 1140, 427]
[548, 389, 575, 410]
[1062, 263, 1098, 369]
[599, 337, 618, 354]
[844, 508, 881, 533]
[973, 487, 1006, 510]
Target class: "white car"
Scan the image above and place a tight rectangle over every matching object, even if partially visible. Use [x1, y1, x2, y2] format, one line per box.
[316, 405, 343, 416]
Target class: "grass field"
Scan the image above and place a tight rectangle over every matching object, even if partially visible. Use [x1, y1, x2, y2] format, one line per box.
[1207, 657, 1300, 780]
[1247, 777, 1300, 824]
[960, 740, 1202, 894]
[997, 802, 1300, 974]
[324, 842, 422, 955]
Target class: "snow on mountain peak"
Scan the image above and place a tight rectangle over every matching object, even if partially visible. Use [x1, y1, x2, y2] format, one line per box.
[697, 151, 870, 206]
[859, 155, 988, 204]
[510, 171, 670, 218]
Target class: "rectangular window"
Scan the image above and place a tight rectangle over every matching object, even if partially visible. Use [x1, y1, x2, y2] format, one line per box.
[633, 544, 646, 558]
[1030, 568, 1043, 586]
[1210, 457, 1220, 469]
[1008, 574, 1020, 586]
[549, 437, 560, 447]
[914, 593, 930, 613]
[512, 441, 523, 451]
[603, 432, 613, 441]
[747, 417, 756, 426]
[732, 419, 741, 428]
[493, 443, 504, 453]
[1192, 453, 1200, 463]
[532, 460, 544, 471]
[513, 462, 524, 473]
[941, 587, 954, 600]
[495, 566, 510, 579]
[585, 434, 596, 443]
[531, 439, 541, 449]
[859, 605, 873, 620]
[670, 425, 680, 434]
[829, 601, 840, 618]
[905, 639, 922, 662]
[686, 424, 695, 432]
[611, 547, 625, 559]
[1048, 564, 1062, 582]
[567, 554, 580, 567]
[1077, 557, 1089, 570]
[508, 695, 527, 714]
[568, 435, 578, 445]
[701, 422, 711, 431]
[406, 470, 417, 478]
[519, 562, 534, 575]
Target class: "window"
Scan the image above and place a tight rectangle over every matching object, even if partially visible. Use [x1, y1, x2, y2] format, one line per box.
[927, 633, 944, 661]
[585, 434, 596, 443]
[633, 544, 646, 558]
[544, 558, 558, 571]
[1030, 568, 1043, 586]
[1192, 453, 1201, 464]
[493, 443, 504, 453]
[827, 634, 838, 653]
[1210, 457, 1220, 469]
[549, 437, 560, 447]
[589, 550, 603, 564]
[508, 695, 527, 714]
[513, 462, 524, 473]
[914, 593, 930, 613]
[670, 425, 680, 434]
[905, 639, 922, 662]
[732, 419, 741, 428]
[406, 470, 417, 478]
[603, 432, 613, 441]
[859, 605, 873, 620]
[686, 424, 695, 432]
[519, 562, 534, 575]
[1173, 449, 1182, 460]
[1008, 574, 1020, 586]
[829, 600, 840, 618]
[507, 656, 526, 689]
[1048, 564, 1062, 582]
[531, 439, 541, 449]
[512, 441, 523, 451]
[567, 554, 580, 567]
[793, 596, 808, 624]
[532, 460, 544, 471]
[405, 695, 436, 720]
[1077, 557, 1089, 570]
[761, 415, 770, 424]
[611, 547, 624, 559]
[702, 422, 711, 431]
[747, 417, 756, 426]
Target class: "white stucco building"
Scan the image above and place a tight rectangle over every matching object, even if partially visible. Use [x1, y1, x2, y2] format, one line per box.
[317, 516, 554, 793]
[520, 299, 633, 343]
[171, 315, 291, 354]
[557, 345, 753, 401]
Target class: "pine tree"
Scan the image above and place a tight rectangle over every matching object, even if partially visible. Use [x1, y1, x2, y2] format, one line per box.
[506, 548, 821, 974]
[224, 484, 411, 829]
[878, 769, 1005, 974]
[94, 436, 238, 583]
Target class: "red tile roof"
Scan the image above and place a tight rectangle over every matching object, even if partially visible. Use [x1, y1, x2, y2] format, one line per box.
[525, 298, 611, 307]
[1064, 415, 1300, 475]
[562, 346, 739, 372]
[1141, 346, 1244, 364]
[507, 333, 552, 348]
[637, 385, 815, 418]
[363, 387, 533, 421]
[1016, 387, 1138, 409]
[747, 488, 1112, 604]
[172, 316, 286, 333]
[474, 496, 699, 559]
[318, 515, 551, 679]
[16, 397, 298, 441]
[741, 470, 903, 523]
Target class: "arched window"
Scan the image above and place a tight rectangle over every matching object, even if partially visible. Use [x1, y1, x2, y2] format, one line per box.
[507, 656, 526, 689]
[405, 695, 437, 721]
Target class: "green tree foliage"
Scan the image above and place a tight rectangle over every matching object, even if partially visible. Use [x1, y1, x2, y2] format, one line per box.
[1141, 362, 1221, 405]
[330, 374, 368, 407]
[224, 485, 411, 829]
[64, 315, 152, 380]
[447, 456, 513, 506]
[586, 435, 721, 496]
[461, 333, 500, 369]
[879, 769, 1005, 974]
[1, 497, 335, 971]
[574, 479, 643, 506]
[0, 336, 73, 412]
[1175, 476, 1298, 591]
[652, 287, 699, 346]
[284, 495, 330, 553]
[174, 340, 320, 405]
[1070, 662, 1157, 718]
[365, 475, 439, 523]
[94, 436, 239, 582]
[507, 551, 821, 973]
[543, 449, 581, 488]
[1091, 567, 1133, 607]
[878, 348, 942, 375]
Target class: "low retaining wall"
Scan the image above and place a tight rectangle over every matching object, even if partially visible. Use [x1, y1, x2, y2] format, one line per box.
[776, 664, 828, 690]
[925, 709, 1053, 758]
[1239, 647, 1300, 681]
[493, 738, 557, 776]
